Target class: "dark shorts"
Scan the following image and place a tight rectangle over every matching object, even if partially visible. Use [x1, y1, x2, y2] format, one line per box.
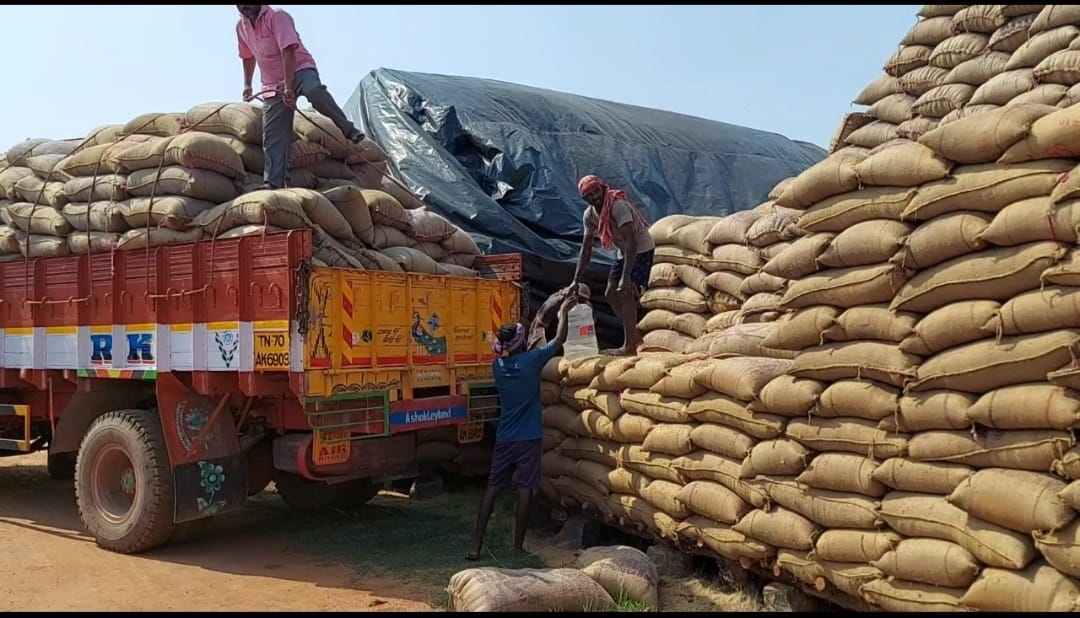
[487, 439, 543, 491]
[608, 249, 655, 298]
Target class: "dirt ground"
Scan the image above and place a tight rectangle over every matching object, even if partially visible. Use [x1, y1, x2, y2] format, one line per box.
[0, 452, 759, 612]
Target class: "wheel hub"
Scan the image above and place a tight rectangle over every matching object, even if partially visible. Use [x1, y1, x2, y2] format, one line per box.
[90, 445, 137, 525]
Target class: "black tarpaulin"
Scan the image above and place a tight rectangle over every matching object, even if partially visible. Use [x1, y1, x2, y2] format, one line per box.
[343, 68, 826, 343]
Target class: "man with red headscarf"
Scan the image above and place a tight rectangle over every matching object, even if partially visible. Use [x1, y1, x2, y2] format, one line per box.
[570, 174, 655, 356]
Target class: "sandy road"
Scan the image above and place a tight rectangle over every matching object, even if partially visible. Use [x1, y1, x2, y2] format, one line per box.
[0, 452, 434, 612]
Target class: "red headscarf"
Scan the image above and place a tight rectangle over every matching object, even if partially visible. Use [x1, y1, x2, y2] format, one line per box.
[578, 175, 647, 251]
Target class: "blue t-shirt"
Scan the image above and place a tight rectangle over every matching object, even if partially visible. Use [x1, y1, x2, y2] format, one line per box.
[492, 340, 558, 442]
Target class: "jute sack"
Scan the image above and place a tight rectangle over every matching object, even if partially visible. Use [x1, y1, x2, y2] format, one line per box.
[541, 357, 561, 383]
[121, 196, 216, 230]
[608, 414, 654, 444]
[817, 220, 912, 268]
[894, 209, 989, 270]
[745, 209, 800, 248]
[440, 228, 480, 256]
[653, 246, 705, 268]
[703, 270, 744, 298]
[312, 186, 378, 243]
[990, 287, 1080, 337]
[900, 65, 948, 96]
[52, 141, 134, 178]
[733, 507, 821, 551]
[907, 429, 1074, 471]
[1052, 163, 1080, 204]
[675, 481, 751, 525]
[884, 44, 933, 77]
[900, 160, 1072, 221]
[640, 286, 707, 313]
[685, 393, 787, 440]
[120, 112, 188, 138]
[381, 246, 442, 275]
[3, 203, 72, 236]
[844, 120, 899, 150]
[768, 177, 795, 200]
[872, 458, 972, 495]
[575, 546, 659, 610]
[1008, 25, 1080, 69]
[542, 404, 584, 435]
[785, 418, 908, 459]
[960, 563, 1080, 612]
[790, 341, 919, 388]
[678, 516, 774, 561]
[946, 51, 1010, 84]
[357, 189, 409, 231]
[824, 305, 918, 343]
[772, 550, 828, 589]
[185, 102, 263, 143]
[25, 154, 67, 180]
[978, 196, 1080, 246]
[707, 290, 743, 315]
[953, 4, 1007, 33]
[738, 439, 811, 478]
[773, 149, 865, 209]
[1031, 5, 1080, 34]
[704, 310, 741, 334]
[912, 329, 1080, 393]
[969, 69, 1038, 106]
[897, 115, 940, 140]
[621, 446, 685, 485]
[754, 476, 882, 530]
[5, 138, 79, 165]
[903, 14, 956, 45]
[649, 360, 709, 398]
[739, 292, 783, 319]
[855, 74, 905, 105]
[890, 241, 1067, 314]
[1000, 101, 1080, 162]
[673, 218, 719, 255]
[706, 323, 797, 360]
[673, 264, 710, 296]
[13, 232, 69, 258]
[193, 189, 312, 234]
[12, 177, 66, 208]
[780, 263, 905, 309]
[879, 491, 1037, 569]
[911, 83, 976, 117]
[967, 384, 1080, 430]
[1033, 48, 1080, 85]
[707, 244, 764, 275]
[126, 167, 238, 204]
[615, 354, 692, 390]
[218, 135, 264, 174]
[871, 538, 980, 588]
[217, 225, 285, 240]
[859, 580, 969, 612]
[551, 475, 611, 514]
[796, 452, 887, 498]
[762, 233, 834, 279]
[639, 479, 692, 519]
[649, 214, 695, 245]
[641, 424, 694, 457]
[571, 460, 617, 495]
[0, 225, 18, 254]
[688, 423, 754, 460]
[0, 167, 33, 200]
[693, 357, 792, 402]
[1043, 247, 1080, 286]
[1060, 480, 1080, 510]
[1012, 83, 1069, 106]
[749, 375, 823, 417]
[739, 271, 786, 296]
[447, 567, 616, 612]
[405, 208, 456, 243]
[882, 391, 974, 433]
[948, 469, 1074, 533]
[541, 381, 561, 406]
[582, 356, 638, 390]
[67, 231, 119, 254]
[814, 529, 900, 563]
[672, 452, 769, 509]
[110, 133, 246, 179]
[706, 210, 760, 245]
[929, 33, 990, 69]
[602, 467, 649, 495]
[1033, 520, 1080, 578]
[648, 263, 680, 288]
[116, 227, 203, 250]
[61, 174, 127, 203]
[797, 186, 916, 234]
[899, 299, 1000, 356]
[761, 306, 837, 351]
[815, 562, 883, 600]
[370, 224, 415, 249]
[815, 380, 899, 421]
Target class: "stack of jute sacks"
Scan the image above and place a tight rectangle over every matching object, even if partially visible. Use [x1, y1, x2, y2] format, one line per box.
[638, 199, 801, 354]
[0, 102, 481, 276]
[542, 4, 1080, 612]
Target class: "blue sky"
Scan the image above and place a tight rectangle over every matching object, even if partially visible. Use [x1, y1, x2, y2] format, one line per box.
[0, 4, 921, 151]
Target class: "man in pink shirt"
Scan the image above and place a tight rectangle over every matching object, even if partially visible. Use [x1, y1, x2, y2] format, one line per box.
[236, 5, 366, 190]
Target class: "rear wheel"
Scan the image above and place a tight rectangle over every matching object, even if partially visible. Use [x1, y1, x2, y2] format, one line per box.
[75, 409, 175, 554]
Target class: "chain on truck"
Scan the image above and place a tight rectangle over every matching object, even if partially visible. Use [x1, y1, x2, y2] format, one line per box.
[0, 228, 525, 553]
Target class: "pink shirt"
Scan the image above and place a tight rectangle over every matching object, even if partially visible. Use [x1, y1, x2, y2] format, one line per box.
[236, 5, 318, 93]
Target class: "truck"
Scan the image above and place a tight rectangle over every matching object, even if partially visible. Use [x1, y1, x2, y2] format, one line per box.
[0, 229, 523, 553]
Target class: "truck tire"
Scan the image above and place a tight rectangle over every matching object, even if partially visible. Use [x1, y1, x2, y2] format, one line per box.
[47, 452, 76, 481]
[75, 409, 176, 554]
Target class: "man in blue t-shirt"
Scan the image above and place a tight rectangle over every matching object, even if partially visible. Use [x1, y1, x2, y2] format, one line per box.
[465, 295, 575, 561]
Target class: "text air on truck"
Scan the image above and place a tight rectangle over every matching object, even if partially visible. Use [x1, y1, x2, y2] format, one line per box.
[0, 229, 523, 553]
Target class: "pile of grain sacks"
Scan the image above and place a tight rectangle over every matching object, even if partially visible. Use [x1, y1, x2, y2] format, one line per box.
[542, 4, 1080, 612]
[0, 102, 481, 276]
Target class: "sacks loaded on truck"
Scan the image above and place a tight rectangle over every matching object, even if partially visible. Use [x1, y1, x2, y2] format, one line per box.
[0, 102, 524, 554]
